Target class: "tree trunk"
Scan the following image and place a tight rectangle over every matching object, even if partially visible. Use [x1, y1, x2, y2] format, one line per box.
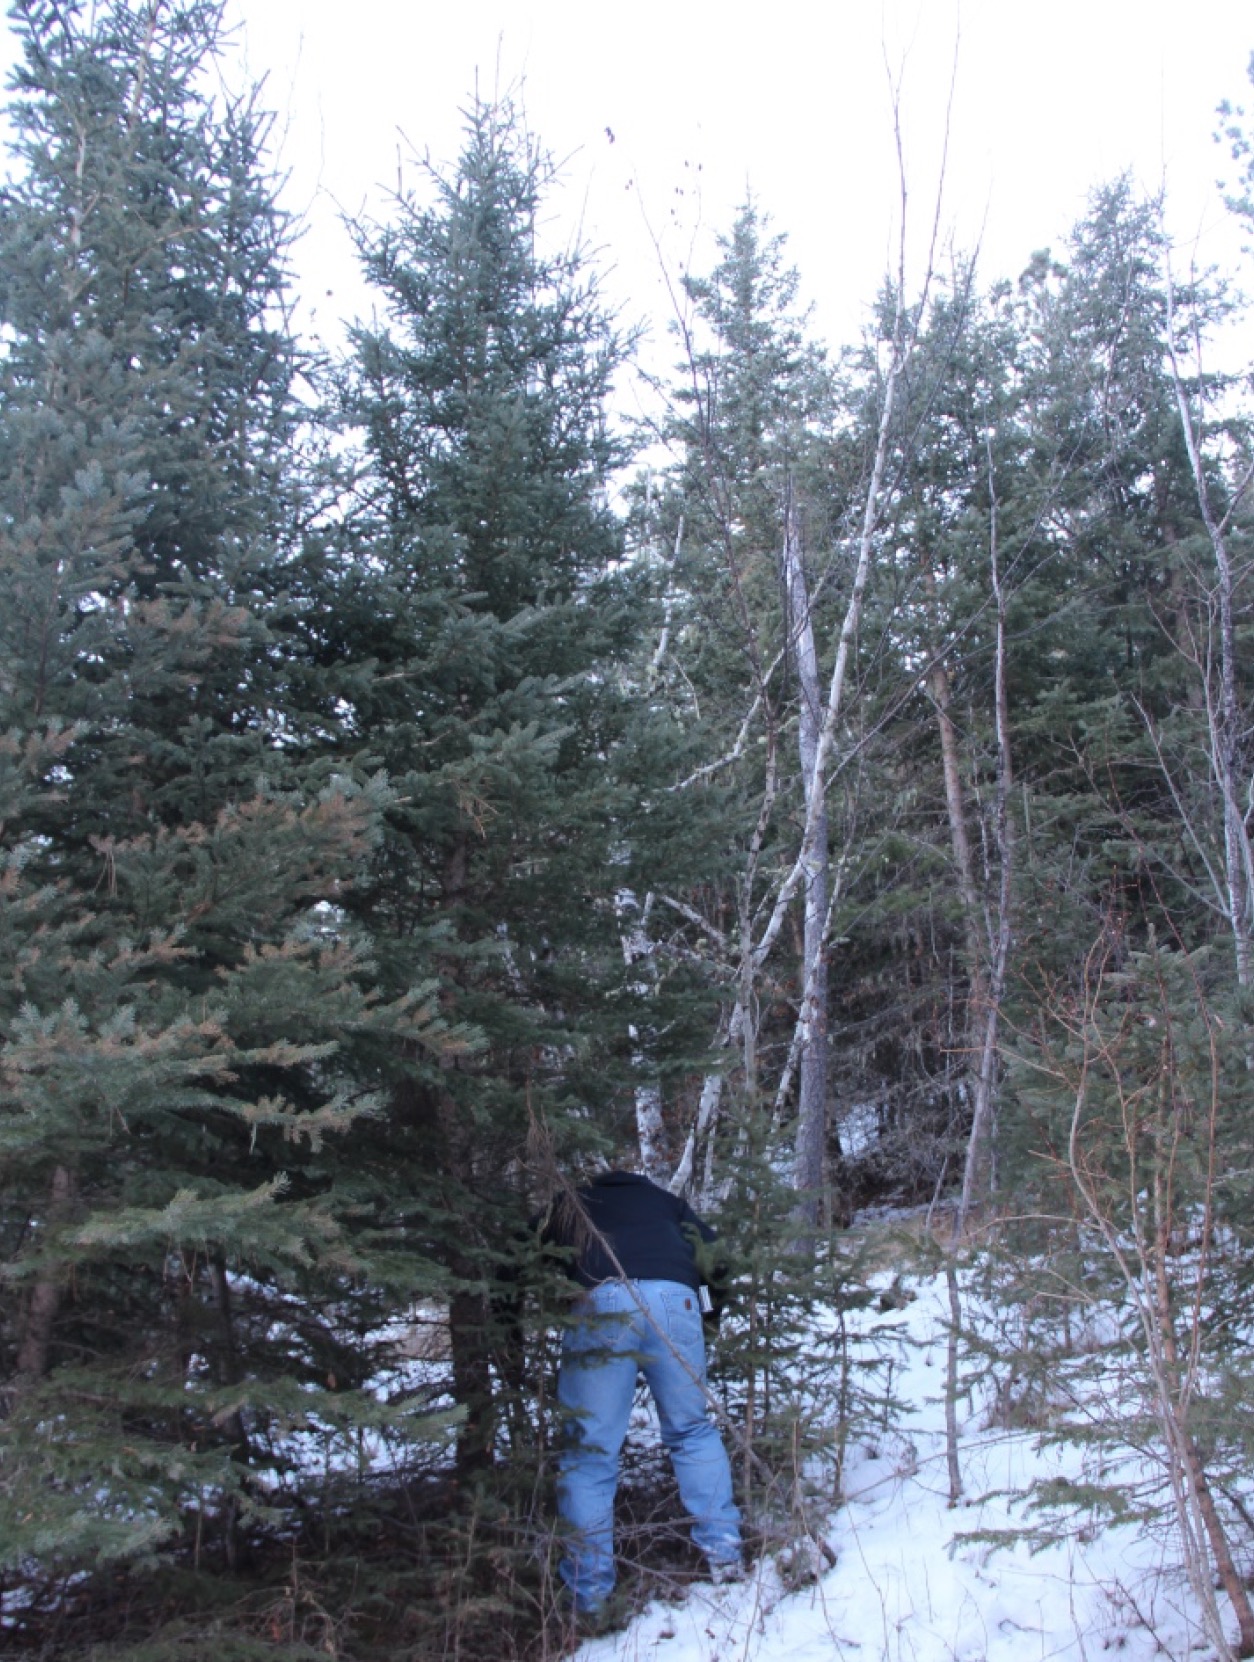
[1151, 1206, 1254, 1658]
[783, 488, 830, 1244]
[670, 1013, 736, 1200]
[448, 1279, 497, 1479]
[12, 1164, 75, 1388]
[208, 1253, 250, 1569]
[617, 888, 668, 1179]
[926, 645, 984, 997]
[1179, 1428, 1254, 1658]
[944, 1260, 964, 1504]
[955, 439, 1014, 1235]
[747, 329, 904, 979]
[438, 830, 498, 1480]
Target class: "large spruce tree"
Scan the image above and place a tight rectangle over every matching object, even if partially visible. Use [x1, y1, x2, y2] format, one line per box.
[0, 0, 448, 1597]
[329, 98, 646, 1479]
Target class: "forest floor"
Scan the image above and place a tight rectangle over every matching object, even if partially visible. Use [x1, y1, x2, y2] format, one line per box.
[570, 1258, 1224, 1662]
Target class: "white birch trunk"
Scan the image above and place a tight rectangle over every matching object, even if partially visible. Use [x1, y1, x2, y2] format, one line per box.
[616, 888, 668, 1179]
[782, 486, 830, 1235]
[954, 435, 1014, 1234]
[749, 324, 906, 982]
[669, 1063, 727, 1199]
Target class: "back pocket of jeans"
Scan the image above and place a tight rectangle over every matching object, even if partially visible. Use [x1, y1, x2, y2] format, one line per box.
[660, 1290, 703, 1348]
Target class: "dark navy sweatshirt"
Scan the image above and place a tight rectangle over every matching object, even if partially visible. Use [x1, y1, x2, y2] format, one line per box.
[543, 1170, 719, 1291]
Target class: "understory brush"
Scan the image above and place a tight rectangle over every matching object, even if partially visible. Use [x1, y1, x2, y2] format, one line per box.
[947, 939, 1254, 1660]
[1, 1233, 895, 1661]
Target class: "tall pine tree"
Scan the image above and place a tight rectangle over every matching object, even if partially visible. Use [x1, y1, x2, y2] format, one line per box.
[0, 0, 448, 1594]
[329, 96, 646, 1479]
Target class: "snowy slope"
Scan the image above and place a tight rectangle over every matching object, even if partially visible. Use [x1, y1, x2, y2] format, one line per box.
[573, 1271, 1218, 1662]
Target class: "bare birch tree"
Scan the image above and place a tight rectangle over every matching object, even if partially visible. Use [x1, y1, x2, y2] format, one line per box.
[782, 484, 830, 1231]
[648, 87, 939, 1237]
[953, 432, 1016, 1234]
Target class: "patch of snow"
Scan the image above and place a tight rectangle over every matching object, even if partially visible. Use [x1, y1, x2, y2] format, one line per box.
[838, 1101, 882, 1159]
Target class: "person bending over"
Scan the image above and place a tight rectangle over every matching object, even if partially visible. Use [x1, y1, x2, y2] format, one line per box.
[541, 1167, 743, 1616]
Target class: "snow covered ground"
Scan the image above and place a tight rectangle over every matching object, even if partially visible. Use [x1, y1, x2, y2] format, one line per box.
[573, 1270, 1221, 1662]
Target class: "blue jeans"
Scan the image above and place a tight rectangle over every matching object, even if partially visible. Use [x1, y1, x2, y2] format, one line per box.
[556, 1278, 741, 1611]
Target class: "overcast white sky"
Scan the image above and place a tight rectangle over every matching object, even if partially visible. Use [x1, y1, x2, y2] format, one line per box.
[225, 0, 1252, 360]
[2, 1, 1252, 366]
